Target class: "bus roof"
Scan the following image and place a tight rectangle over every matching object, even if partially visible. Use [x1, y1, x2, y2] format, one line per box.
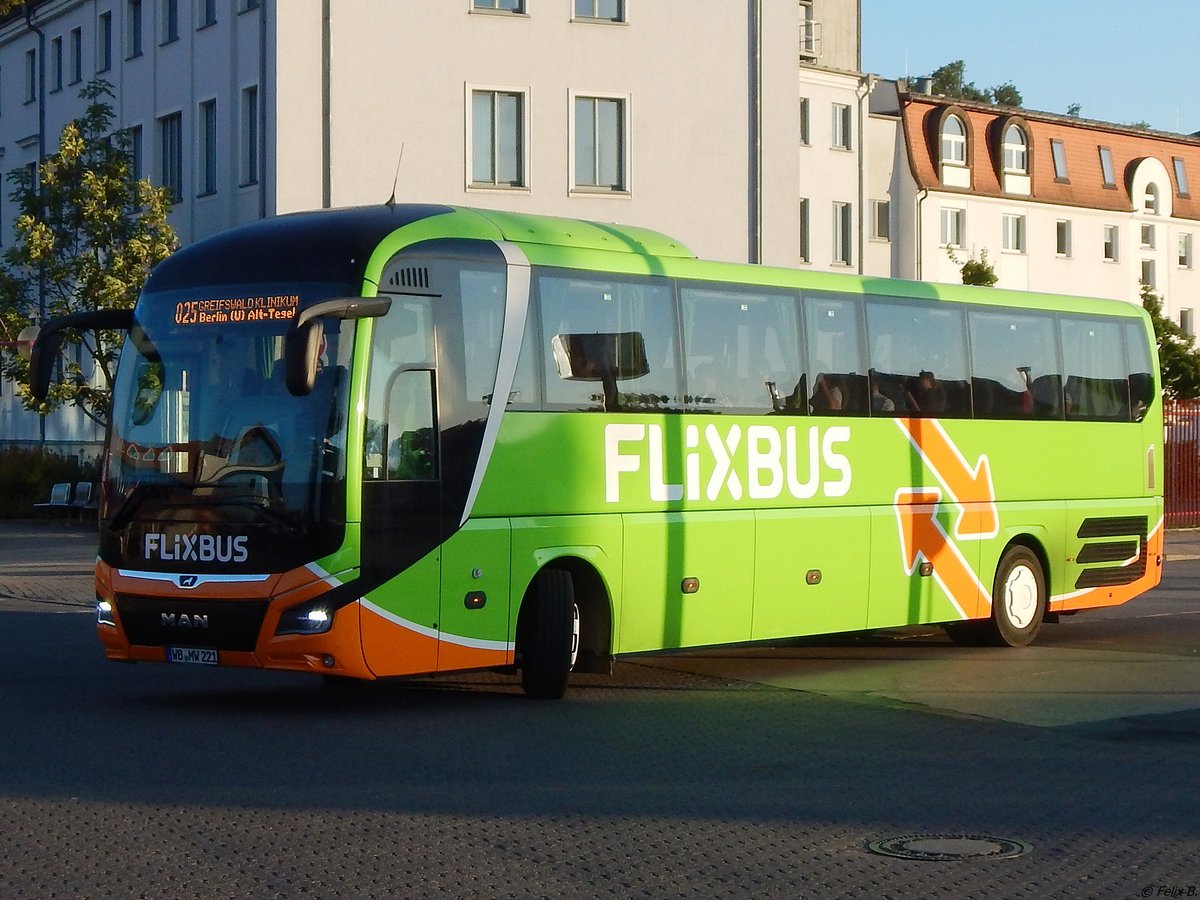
[144, 203, 1147, 323]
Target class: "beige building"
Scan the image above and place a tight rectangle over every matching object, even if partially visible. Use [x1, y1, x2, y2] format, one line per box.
[0, 0, 873, 450]
[872, 80, 1200, 328]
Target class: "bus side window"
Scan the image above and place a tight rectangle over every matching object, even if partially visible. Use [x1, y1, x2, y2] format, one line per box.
[680, 284, 803, 414]
[802, 292, 867, 415]
[365, 295, 436, 479]
[1126, 322, 1155, 422]
[538, 274, 678, 411]
[383, 369, 438, 481]
[864, 298, 971, 418]
[1060, 317, 1129, 421]
[968, 309, 1061, 420]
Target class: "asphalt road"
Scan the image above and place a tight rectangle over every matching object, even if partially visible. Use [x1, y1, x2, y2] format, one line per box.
[0, 522, 1197, 899]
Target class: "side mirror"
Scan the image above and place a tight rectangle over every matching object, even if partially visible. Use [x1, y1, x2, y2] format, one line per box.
[30, 309, 134, 402]
[284, 296, 392, 396]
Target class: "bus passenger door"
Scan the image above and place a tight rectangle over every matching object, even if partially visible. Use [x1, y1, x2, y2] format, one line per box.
[360, 367, 442, 676]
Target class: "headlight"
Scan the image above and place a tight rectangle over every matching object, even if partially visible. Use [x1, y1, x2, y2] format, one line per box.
[275, 601, 334, 636]
[96, 598, 116, 628]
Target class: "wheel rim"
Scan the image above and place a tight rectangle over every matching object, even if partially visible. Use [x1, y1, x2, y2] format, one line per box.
[569, 603, 580, 669]
[1002, 564, 1039, 629]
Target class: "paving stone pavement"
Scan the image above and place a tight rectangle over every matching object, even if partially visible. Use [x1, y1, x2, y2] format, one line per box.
[0, 518, 1197, 898]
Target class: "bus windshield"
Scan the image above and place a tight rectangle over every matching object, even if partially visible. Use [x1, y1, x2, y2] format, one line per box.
[103, 282, 355, 572]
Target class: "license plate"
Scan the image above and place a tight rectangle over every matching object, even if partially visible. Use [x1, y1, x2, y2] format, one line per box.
[166, 646, 219, 665]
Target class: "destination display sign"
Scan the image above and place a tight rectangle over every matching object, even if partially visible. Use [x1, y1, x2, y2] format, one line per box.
[174, 294, 300, 326]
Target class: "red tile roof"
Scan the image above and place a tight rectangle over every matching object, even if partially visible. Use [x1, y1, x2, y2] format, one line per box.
[901, 96, 1200, 221]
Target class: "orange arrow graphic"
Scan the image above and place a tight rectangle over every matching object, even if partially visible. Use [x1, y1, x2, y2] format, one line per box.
[895, 418, 998, 539]
[894, 488, 990, 620]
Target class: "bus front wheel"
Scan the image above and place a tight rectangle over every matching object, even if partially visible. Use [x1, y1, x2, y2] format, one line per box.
[986, 545, 1046, 647]
[519, 569, 578, 699]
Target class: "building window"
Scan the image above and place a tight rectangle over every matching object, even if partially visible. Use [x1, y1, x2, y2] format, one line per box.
[798, 198, 810, 263]
[198, 99, 217, 196]
[127, 0, 144, 59]
[574, 95, 626, 192]
[1180, 233, 1194, 269]
[23, 48, 36, 103]
[1103, 224, 1120, 262]
[1144, 183, 1160, 215]
[940, 207, 965, 248]
[199, 0, 217, 28]
[1099, 146, 1116, 188]
[1174, 157, 1191, 197]
[1056, 219, 1072, 257]
[240, 0, 260, 10]
[832, 103, 852, 150]
[50, 36, 62, 93]
[1182, 308, 1195, 336]
[98, 12, 113, 72]
[161, 0, 179, 44]
[574, 0, 624, 21]
[1002, 214, 1026, 253]
[799, 97, 810, 145]
[1141, 260, 1156, 290]
[941, 114, 966, 164]
[1141, 223, 1156, 249]
[870, 199, 890, 241]
[471, 89, 525, 188]
[240, 86, 258, 186]
[473, 0, 524, 11]
[69, 28, 82, 85]
[832, 201, 852, 265]
[1050, 138, 1068, 182]
[799, 0, 818, 59]
[1002, 124, 1027, 173]
[158, 111, 182, 202]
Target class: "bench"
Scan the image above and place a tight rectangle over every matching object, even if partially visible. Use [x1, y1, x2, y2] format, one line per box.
[69, 481, 98, 521]
[33, 482, 73, 519]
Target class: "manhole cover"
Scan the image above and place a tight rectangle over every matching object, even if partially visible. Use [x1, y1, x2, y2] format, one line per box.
[867, 834, 1033, 861]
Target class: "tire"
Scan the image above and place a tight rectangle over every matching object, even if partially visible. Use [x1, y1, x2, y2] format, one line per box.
[519, 569, 577, 700]
[984, 545, 1046, 647]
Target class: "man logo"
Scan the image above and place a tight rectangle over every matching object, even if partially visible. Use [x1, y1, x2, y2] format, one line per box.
[178, 575, 199, 589]
[161, 612, 209, 629]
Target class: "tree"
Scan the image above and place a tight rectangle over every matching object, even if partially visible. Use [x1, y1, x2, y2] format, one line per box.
[989, 82, 1023, 108]
[1066, 102, 1083, 117]
[930, 60, 989, 103]
[947, 248, 998, 287]
[929, 60, 1023, 108]
[1142, 284, 1200, 399]
[0, 80, 178, 427]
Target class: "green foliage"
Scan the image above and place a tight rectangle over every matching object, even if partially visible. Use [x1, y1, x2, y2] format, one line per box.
[0, 80, 178, 428]
[950, 248, 998, 286]
[1066, 102, 1083, 117]
[0, 447, 100, 518]
[929, 60, 1023, 108]
[1142, 284, 1200, 399]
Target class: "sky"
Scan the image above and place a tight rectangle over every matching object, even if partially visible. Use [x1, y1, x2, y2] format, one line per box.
[861, 0, 1199, 134]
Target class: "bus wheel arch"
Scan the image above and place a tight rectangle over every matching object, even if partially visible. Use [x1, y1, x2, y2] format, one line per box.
[516, 558, 614, 697]
[986, 537, 1049, 647]
[945, 535, 1050, 647]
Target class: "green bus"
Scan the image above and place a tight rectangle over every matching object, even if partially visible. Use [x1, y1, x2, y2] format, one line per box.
[32, 204, 1164, 698]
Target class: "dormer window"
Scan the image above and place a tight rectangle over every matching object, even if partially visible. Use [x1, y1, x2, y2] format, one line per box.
[1144, 183, 1160, 214]
[937, 110, 971, 189]
[1002, 124, 1028, 174]
[941, 115, 966, 165]
[996, 117, 1031, 195]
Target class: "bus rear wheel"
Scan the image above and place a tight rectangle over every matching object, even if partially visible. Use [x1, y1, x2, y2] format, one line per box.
[985, 545, 1046, 647]
[519, 569, 578, 699]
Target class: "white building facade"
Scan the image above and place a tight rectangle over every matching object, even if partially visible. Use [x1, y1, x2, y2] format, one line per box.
[0, 0, 874, 450]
